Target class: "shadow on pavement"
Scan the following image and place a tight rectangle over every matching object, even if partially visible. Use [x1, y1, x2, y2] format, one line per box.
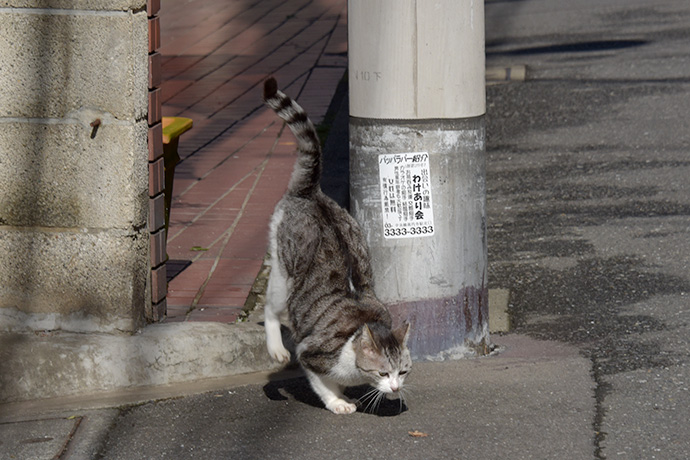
[263, 375, 408, 417]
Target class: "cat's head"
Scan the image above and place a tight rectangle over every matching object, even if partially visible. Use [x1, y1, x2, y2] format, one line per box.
[354, 322, 412, 393]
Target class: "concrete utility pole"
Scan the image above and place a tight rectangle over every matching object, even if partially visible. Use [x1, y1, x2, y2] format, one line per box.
[349, 0, 488, 359]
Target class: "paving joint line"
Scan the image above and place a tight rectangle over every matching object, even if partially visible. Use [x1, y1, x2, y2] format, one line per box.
[166, 0, 312, 84]
[172, 2, 334, 119]
[185, 123, 286, 316]
[291, 10, 344, 100]
[171, 21, 339, 161]
[167, 120, 278, 243]
[177, 67, 310, 161]
[204, 29, 335, 118]
[56, 416, 82, 460]
[162, 0, 282, 79]
[175, 118, 277, 196]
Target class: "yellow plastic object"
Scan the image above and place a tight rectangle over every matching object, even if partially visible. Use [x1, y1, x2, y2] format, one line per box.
[162, 116, 193, 144]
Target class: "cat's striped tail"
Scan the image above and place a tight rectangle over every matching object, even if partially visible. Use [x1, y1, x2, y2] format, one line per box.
[263, 77, 322, 198]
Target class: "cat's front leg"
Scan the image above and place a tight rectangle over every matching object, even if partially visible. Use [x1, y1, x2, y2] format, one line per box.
[264, 297, 290, 362]
[264, 263, 291, 363]
[304, 369, 357, 415]
[265, 318, 290, 363]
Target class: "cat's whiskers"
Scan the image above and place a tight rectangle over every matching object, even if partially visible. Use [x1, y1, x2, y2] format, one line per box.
[372, 391, 386, 414]
[358, 387, 379, 412]
[358, 387, 386, 414]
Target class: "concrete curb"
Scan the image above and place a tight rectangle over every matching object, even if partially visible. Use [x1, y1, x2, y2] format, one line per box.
[0, 288, 510, 406]
[0, 307, 280, 405]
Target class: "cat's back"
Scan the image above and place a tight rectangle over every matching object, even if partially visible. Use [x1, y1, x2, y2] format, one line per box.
[274, 191, 368, 278]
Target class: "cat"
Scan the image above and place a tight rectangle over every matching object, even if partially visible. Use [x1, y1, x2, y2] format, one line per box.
[261, 77, 412, 415]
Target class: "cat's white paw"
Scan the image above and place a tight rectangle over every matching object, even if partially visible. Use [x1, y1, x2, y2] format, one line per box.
[327, 399, 357, 415]
[268, 343, 291, 363]
[266, 327, 291, 363]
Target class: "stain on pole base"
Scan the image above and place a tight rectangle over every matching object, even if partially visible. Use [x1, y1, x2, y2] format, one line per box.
[389, 286, 490, 361]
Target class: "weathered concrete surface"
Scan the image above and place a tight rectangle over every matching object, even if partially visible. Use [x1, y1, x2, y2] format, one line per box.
[348, 0, 485, 119]
[0, 288, 508, 404]
[0, 416, 81, 460]
[0, 228, 149, 330]
[0, 3, 150, 332]
[0, 115, 150, 330]
[0, 318, 282, 404]
[350, 118, 487, 303]
[350, 118, 488, 358]
[0, 117, 149, 229]
[0, 8, 148, 120]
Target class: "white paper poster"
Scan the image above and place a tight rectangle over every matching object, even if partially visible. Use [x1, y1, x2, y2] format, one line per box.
[378, 152, 435, 239]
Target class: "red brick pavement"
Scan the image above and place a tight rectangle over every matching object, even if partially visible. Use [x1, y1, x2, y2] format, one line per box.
[159, 0, 347, 322]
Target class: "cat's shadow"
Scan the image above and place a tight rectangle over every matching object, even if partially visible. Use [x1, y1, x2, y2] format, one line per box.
[263, 373, 408, 417]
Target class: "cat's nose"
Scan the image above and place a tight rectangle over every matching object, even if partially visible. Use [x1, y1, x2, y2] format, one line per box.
[390, 380, 400, 392]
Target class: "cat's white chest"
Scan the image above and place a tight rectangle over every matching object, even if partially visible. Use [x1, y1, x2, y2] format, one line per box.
[330, 337, 365, 385]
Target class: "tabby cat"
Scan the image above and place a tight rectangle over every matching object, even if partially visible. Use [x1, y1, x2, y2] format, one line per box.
[262, 77, 412, 415]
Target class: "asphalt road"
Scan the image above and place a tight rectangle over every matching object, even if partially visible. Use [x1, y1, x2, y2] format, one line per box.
[93, 337, 594, 460]
[485, 0, 690, 458]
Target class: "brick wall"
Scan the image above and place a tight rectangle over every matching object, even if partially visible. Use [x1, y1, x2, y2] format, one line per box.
[147, 0, 167, 321]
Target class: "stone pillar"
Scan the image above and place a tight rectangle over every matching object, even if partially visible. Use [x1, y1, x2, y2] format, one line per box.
[0, 1, 151, 333]
[349, 0, 489, 359]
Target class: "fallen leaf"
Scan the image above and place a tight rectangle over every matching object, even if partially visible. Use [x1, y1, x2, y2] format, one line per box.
[408, 430, 428, 438]
[190, 246, 209, 251]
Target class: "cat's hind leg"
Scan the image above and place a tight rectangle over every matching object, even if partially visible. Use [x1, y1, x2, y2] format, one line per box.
[264, 263, 291, 363]
[304, 369, 357, 415]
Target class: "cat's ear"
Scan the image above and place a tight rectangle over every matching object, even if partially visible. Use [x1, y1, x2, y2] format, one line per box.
[394, 322, 411, 348]
[360, 324, 380, 357]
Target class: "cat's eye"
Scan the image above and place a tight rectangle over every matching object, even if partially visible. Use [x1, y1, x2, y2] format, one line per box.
[399, 370, 408, 376]
[378, 371, 389, 377]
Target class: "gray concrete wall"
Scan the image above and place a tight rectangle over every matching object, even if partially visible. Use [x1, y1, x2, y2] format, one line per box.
[0, 1, 150, 333]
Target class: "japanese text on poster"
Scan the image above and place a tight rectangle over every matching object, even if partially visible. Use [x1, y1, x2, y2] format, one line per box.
[378, 152, 435, 239]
